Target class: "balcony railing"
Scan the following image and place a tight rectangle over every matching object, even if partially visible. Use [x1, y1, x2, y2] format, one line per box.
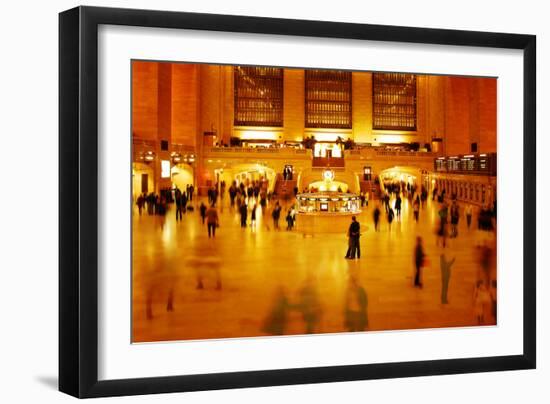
[344, 148, 437, 159]
[312, 156, 345, 168]
[203, 146, 313, 158]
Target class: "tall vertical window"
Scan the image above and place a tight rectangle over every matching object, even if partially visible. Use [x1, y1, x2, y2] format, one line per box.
[305, 69, 352, 129]
[234, 66, 283, 127]
[372, 73, 417, 131]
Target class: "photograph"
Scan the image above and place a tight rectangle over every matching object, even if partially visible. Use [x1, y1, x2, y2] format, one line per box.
[131, 61, 497, 343]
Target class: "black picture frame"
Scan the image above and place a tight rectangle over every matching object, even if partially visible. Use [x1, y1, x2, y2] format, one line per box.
[59, 6, 536, 398]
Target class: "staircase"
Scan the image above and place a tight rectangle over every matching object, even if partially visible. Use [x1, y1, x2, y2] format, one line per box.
[273, 173, 297, 200]
[360, 180, 382, 200]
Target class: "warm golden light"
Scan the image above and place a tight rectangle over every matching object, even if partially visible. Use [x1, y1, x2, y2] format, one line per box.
[161, 160, 170, 178]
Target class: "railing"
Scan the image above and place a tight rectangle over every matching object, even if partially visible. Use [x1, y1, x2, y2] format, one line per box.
[312, 156, 345, 168]
[171, 143, 196, 154]
[344, 148, 437, 159]
[204, 146, 313, 157]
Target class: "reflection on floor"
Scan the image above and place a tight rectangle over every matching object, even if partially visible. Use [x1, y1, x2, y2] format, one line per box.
[132, 194, 496, 342]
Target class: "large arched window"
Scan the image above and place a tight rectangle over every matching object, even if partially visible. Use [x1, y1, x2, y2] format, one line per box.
[305, 69, 352, 129]
[234, 66, 283, 127]
[372, 73, 417, 131]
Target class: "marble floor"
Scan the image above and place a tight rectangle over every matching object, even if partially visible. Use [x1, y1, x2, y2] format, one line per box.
[132, 194, 496, 343]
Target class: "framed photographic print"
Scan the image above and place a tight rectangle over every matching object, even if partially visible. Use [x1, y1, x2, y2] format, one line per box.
[59, 6, 536, 398]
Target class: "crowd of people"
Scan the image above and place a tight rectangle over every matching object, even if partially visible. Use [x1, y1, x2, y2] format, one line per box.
[342, 180, 497, 326]
[136, 174, 497, 332]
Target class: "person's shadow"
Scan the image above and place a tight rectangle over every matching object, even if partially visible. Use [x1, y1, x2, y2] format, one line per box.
[35, 375, 58, 390]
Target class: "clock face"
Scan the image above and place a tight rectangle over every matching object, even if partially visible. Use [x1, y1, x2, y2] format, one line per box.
[323, 170, 335, 182]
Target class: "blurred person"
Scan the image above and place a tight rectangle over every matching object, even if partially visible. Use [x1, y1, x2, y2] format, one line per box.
[206, 204, 219, 238]
[136, 193, 145, 216]
[199, 201, 207, 224]
[229, 182, 237, 208]
[344, 276, 368, 332]
[262, 286, 291, 335]
[297, 276, 322, 334]
[259, 190, 267, 213]
[421, 186, 428, 207]
[414, 236, 425, 288]
[387, 207, 395, 232]
[440, 252, 456, 304]
[156, 195, 167, 230]
[395, 194, 402, 219]
[413, 197, 420, 222]
[272, 202, 282, 230]
[239, 201, 248, 228]
[175, 190, 184, 221]
[190, 253, 222, 291]
[473, 281, 492, 325]
[211, 186, 218, 207]
[373, 205, 381, 231]
[220, 180, 226, 201]
[478, 241, 493, 285]
[450, 199, 459, 238]
[250, 203, 257, 227]
[465, 203, 473, 229]
[437, 202, 449, 247]
[286, 206, 296, 230]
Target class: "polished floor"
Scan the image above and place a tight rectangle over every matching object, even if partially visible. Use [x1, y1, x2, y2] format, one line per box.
[132, 193, 496, 343]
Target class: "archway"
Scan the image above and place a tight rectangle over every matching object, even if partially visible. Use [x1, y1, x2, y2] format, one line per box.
[170, 163, 194, 192]
[378, 166, 424, 194]
[216, 163, 277, 192]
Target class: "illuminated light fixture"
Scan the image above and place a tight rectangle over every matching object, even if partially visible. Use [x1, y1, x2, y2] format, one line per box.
[144, 155, 154, 161]
[480, 153, 487, 157]
[161, 160, 171, 178]
[341, 197, 349, 201]
[310, 133, 341, 142]
[374, 134, 408, 144]
[208, 159, 213, 163]
[449, 156, 458, 159]
[239, 131, 278, 140]
[437, 157, 445, 160]
[463, 154, 474, 158]
[319, 198, 328, 202]
[331, 198, 340, 201]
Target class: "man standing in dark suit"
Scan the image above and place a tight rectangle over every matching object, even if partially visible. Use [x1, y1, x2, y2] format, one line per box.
[345, 216, 361, 259]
